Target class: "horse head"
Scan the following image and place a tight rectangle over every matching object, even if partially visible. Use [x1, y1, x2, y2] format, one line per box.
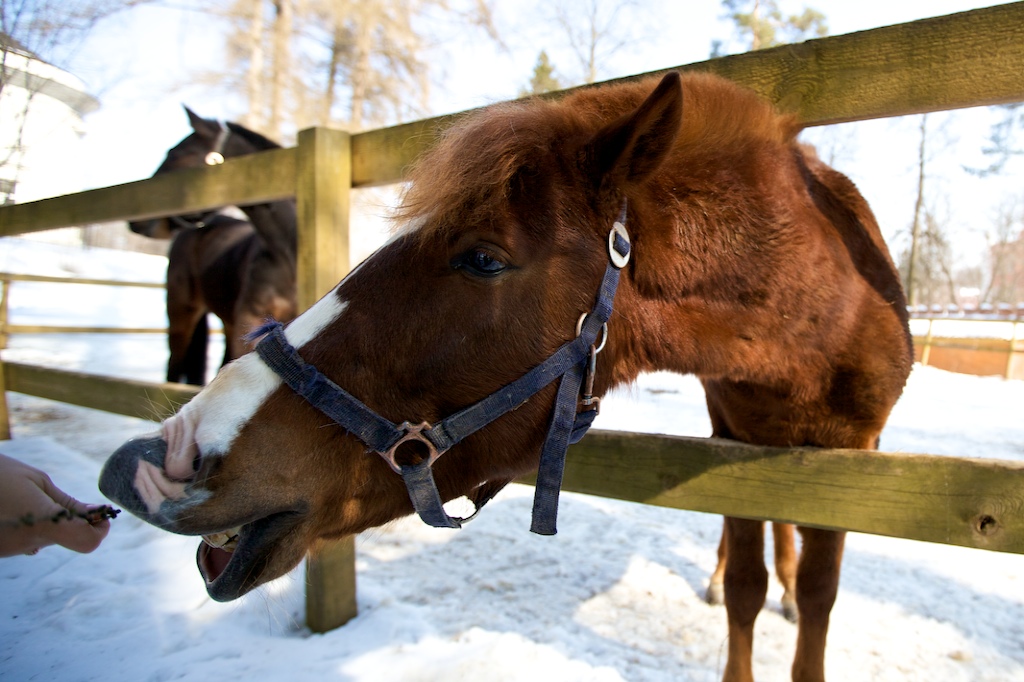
[128, 106, 282, 239]
[101, 73, 685, 601]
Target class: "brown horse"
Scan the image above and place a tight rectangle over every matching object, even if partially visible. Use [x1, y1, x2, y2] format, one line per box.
[101, 72, 912, 682]
[129, 108, 298, 384]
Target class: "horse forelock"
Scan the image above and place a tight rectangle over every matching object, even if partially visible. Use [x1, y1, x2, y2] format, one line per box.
[393, 72, 800, 245]
[394, 99, 586, 240]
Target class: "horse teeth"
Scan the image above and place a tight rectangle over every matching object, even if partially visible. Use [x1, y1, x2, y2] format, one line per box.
[202, 527, 241, 551]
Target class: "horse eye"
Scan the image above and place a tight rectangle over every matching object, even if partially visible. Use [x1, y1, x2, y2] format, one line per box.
[456, 249, 507, 277]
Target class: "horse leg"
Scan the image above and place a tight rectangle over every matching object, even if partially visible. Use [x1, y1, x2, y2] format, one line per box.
[182, 314, 209, 385]
[791, 527, 845, 682]
[166, 306, 206, 385]
[722, 516, 768, 682]
[773, 522, 799, 623]
[706, 520, 728, 606]
[709, 521, 797, 624]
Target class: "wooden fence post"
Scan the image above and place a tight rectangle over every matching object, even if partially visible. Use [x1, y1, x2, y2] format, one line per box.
[1, 277, 10, 350]
[1, 278, 10, 439]
[1008, 320, 1021, 380]
[0, 360, 10, 441]
[295, 126, 358, 633]
[920, 318, 934, 367]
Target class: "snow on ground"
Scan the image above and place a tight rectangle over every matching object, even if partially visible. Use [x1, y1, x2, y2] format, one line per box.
[1, 240, 1022, 681]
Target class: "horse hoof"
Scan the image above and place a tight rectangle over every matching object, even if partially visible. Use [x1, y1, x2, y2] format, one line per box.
[705, 582, 725, 606]
[781, 597, 799, 623]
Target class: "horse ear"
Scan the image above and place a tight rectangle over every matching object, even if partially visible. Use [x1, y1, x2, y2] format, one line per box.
[183, 105, 220, 139]
[588, 71, 683, 189]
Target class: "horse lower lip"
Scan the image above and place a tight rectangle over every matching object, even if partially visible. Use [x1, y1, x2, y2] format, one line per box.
[195, 510, 306, 601]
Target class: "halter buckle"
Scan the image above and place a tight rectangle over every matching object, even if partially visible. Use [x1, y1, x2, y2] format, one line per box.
[380, 421, 441, 475]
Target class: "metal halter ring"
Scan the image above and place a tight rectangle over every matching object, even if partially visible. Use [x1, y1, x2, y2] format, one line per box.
[204, 151, 225, 166]
[575, 313, 608, 353]
[608, 220, 631, 269]
[379, 421, 442, 475]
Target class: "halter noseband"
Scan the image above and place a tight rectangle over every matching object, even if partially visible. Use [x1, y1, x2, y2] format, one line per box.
[254, 202, 631, 535]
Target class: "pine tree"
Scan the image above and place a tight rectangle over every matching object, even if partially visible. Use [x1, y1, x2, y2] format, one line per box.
[521, 50, 561, 97]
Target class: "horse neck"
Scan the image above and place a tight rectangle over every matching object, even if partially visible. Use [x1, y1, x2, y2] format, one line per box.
[225, 132, 298, 262]
[237, 199, 297, 262]
[605, 156, 842, 391]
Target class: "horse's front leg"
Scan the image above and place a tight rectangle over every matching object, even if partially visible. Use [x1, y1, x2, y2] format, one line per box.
[722, 516, 768, 682]
[791, 527, 845, 682]
[773, 522, 798, 623]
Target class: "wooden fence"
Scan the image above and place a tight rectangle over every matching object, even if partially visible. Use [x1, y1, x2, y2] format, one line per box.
[912, 318, 1024, 379]
[1, 2, 1024, 635]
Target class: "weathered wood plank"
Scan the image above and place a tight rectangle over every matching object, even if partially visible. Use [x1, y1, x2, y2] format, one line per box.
[351, 3, 1024, 187]
[5, 359, 1023, 564]
[2, 361, 198, 422]
[6, 325, 166, 335]
[535, 430, 1024, 555]
[0, 361, 10, 440]
[0, 147, 297, 236]
[296, 128, 351, 309]
[0, 273, 164, 288]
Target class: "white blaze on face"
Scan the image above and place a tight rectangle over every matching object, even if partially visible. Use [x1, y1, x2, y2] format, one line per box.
[161, 291, 349, 477]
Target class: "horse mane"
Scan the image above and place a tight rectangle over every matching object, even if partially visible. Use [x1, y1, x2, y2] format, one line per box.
[396, 71, 800, 234]
[226, 122, 282, 151]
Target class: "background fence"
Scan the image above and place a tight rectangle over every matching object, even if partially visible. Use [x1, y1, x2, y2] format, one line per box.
[910, 317, 1024, 379]
[1, 2, 1023, 634]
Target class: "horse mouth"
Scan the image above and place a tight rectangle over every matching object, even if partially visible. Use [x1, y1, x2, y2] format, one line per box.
[195, 511, 304, 602]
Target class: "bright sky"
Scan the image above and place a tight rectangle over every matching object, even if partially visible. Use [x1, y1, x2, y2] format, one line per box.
[53, 0, 1024, 270]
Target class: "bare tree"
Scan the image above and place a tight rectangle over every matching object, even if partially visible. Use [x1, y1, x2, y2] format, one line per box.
[201, 0, 500, 139]
[966, 103, 1023, 177]
[905, 116, 928, 307]
[900, 113, 960, 308]
[983, 200, 1024, 305]
[545, 0, 652, 86]
[899, 209, 957, 310]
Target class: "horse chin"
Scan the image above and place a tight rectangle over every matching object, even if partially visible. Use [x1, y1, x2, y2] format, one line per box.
[127, 217, 175, 239]
[195, 510, 306, 602]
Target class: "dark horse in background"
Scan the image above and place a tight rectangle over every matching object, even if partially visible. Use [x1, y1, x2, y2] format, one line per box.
[129, 107, 297, 385]
[104, 73, 913, 681]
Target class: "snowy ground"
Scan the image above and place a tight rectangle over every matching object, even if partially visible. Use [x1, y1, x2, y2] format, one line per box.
[1, 239, 1023, 681]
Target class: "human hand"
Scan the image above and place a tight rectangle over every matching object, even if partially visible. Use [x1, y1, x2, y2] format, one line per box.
[0, 453, 113, 557]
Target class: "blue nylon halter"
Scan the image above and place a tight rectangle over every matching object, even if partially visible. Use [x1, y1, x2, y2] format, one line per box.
[254, 203, 631, 534]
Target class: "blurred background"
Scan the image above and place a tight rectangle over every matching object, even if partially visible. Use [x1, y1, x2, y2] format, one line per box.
[2, 0, 1022, 311]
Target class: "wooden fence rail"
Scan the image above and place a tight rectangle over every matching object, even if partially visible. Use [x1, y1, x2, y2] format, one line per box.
[1, 2, 1023, 634]
[0, 274, 170, 344]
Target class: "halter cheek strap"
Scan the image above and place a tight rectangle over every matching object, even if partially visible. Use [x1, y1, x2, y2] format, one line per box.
[204, 120, 229, 166]
[254, 202, 631, 534]
[169, 121, 231, 230]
